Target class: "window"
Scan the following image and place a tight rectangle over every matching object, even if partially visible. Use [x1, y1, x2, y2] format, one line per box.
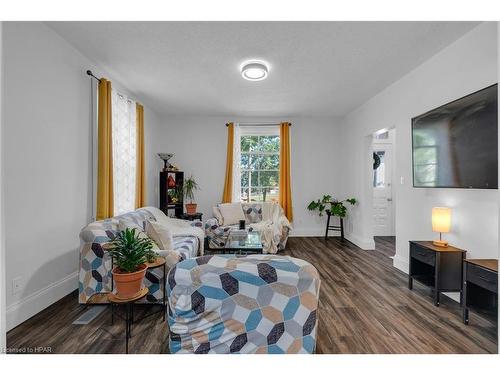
[239, 128, 280, 202]
[373, 151, 386, 188]
[111, 91, 137, 215]
[413, 131, 438, 187]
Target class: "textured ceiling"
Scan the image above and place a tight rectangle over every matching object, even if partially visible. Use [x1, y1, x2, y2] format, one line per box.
[47, 21, 479, 117]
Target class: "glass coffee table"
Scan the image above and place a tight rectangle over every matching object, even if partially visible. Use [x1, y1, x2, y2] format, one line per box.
[223, 230, 263, 254]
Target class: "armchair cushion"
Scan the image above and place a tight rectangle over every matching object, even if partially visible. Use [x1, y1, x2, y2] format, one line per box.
[218, 203, 245, 225]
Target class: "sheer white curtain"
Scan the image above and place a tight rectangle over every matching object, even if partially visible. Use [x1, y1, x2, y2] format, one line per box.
[232, 124, 241, 202]
[112, 90, 137, 215]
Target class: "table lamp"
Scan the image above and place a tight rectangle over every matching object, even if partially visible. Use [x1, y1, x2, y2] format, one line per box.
[432, 207, 451, 247]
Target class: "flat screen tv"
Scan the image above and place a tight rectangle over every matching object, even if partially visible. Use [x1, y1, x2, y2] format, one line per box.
[412, 84, 498, 189]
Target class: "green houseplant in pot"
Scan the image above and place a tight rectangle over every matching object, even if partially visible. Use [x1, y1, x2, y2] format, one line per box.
[184, 175, 200, 215]
[109, 228, 155, 299]
[307, 195, 357, 218]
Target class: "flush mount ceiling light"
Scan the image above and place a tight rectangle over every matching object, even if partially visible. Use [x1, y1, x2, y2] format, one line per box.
[241, 61, 269, 81]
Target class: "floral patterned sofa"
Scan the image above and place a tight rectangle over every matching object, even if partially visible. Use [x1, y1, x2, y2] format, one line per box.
[167, 254, 320, 353]
[205, 202, 291, 254]
[78, 207, 203, 304]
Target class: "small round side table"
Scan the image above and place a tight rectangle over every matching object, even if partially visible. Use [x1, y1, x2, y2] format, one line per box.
[145, 256, 167, 321]
[108, 287, 148, 354]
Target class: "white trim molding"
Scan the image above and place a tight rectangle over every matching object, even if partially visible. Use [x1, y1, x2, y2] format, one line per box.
[289, 228, 338, 237]
[345, 233, 375, 250]
[6, 271, 78, 331]
[392, 254, 409, 274]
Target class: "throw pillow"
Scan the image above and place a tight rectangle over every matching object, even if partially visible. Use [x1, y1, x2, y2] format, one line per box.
[145, 220, 174, 250]
[213, 206, 224, 225]
[218, 203, 246, 225]
[241, 203, 263, 224]
[118, 219, 159, 250]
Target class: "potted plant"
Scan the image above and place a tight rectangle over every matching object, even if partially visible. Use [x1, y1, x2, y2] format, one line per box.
[109, 228, 155, 299]
[307, 195, 357, 217]
[168, 187, 181, 204]
[184, 175, 200, 215]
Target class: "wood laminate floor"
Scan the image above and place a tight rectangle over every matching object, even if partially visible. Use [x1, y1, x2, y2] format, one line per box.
[7, 237, 497, 354]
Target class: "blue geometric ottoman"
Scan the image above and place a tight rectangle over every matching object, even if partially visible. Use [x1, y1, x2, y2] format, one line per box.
[167, 254, 320, 354]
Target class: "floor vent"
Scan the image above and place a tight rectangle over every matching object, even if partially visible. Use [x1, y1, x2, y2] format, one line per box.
[72, 305, 107, 325]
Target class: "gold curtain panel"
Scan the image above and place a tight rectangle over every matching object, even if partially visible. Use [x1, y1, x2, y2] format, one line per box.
[222, 122, 234, 203]
[96, 78, 114, 220]
[135, 103, 146, 208]
[279, 122, 293, 221]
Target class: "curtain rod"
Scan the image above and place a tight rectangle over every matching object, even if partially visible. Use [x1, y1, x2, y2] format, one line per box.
[86, 70, 101, 82]
[86, 70, 133, 103]
[226, 122, 291, 127]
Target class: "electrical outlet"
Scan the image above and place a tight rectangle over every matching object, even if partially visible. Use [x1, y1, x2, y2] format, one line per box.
[12, 277, 22, 295]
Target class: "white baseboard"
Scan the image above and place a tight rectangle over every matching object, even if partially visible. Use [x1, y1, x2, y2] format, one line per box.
[289, 228, 340, 237]
[392, 255, 409, 273]
[345, 233, 375, 250]
[6, 271, 78, 331]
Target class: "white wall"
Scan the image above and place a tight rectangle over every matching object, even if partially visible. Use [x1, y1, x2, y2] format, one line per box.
[153, 116, 343, 235]
[2, 22, 161, 330]
[339, 22, 499, 283]
[0, 20, 6, 349]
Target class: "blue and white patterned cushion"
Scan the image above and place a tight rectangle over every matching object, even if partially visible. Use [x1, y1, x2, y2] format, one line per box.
[167, 254, 320, 354]
[241, 203, 263, 224]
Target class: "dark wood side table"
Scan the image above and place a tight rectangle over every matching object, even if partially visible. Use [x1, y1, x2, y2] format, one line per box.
[463, 259, 498, 325]
[108, 287, 149, 354]
[409, 241, 466, 306]
[179, 212, 203, 221]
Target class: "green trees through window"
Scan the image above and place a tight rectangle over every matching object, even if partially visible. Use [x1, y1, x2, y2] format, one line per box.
[240, 135, 280, 202]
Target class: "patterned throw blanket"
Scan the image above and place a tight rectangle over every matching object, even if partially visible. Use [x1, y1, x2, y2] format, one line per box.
[249, 202, 291, 254]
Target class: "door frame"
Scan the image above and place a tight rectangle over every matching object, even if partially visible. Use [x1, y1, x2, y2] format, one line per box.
[372, 140, 395, 236]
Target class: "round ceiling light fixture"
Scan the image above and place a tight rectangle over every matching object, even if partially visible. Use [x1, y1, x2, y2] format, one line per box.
[241, 61, 269, 81]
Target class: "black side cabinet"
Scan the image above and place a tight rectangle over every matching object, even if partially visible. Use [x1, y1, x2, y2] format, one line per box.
[159, 171, 184, 218]
[463, 259, 498, 325]
[409, 241, 466, 306]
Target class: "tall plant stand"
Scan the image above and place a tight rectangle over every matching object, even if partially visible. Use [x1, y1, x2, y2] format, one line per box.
[108, 287, 149, 354]
[325, 209, 344, 241]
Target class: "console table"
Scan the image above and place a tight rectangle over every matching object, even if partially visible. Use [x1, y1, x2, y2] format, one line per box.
[408, 241, 466, 306]
[463, 259, 498, 325]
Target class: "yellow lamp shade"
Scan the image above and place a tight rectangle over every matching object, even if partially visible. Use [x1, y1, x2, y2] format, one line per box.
[432, 207, 451, 233]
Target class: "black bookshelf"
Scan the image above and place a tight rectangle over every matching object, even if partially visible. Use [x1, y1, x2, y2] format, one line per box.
[159, 171, 184, 218]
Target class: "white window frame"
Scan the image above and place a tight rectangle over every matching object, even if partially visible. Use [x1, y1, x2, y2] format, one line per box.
[238, 125, 280, 203]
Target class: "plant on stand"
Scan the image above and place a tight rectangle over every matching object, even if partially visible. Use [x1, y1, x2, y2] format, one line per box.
[307, 195, 357, 217]
[184, 175, 200, 215]
[109, 228, 155, 299]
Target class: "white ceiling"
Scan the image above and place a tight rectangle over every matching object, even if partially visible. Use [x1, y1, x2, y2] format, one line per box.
[47, 21, 479, 118]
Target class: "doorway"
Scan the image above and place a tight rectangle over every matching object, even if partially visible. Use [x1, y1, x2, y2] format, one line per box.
[372, 128, 396, 256]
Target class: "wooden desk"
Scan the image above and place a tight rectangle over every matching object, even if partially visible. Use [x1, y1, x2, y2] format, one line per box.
[463, 259, 498, 325]
[409, 241, 466, 306]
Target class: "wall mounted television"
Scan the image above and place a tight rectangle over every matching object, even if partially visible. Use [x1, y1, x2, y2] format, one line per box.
[412, 84, 498, 189]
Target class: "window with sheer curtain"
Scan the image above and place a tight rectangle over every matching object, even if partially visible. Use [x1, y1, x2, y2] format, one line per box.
[111, 90, 137, 215]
